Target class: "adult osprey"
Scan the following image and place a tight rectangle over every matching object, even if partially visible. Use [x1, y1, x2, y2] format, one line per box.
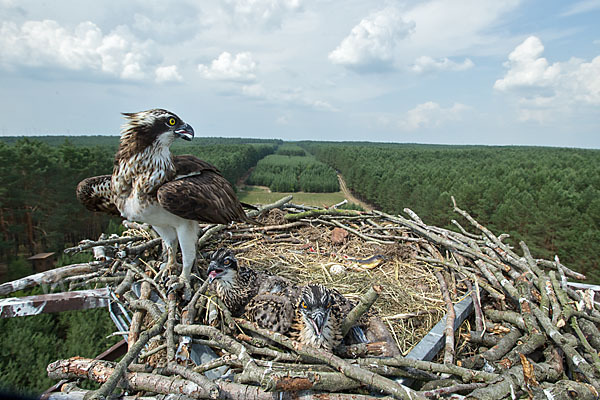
[77, 109, 253, 294]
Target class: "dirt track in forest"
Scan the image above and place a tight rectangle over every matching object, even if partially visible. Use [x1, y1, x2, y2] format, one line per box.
[337, 173, 374, 211]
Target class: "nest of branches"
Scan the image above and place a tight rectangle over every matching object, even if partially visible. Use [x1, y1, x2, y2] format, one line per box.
[18, 195, 600, 399]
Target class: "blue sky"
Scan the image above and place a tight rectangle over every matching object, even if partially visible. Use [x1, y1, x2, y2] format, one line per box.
[0, 0, 599, 147]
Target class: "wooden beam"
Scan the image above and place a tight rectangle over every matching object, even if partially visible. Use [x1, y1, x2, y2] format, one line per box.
[0, 262, 101, 296]
[0, 288, 109, 318]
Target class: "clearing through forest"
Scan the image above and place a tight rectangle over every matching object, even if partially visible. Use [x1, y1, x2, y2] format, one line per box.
[337, 173, 374, 211]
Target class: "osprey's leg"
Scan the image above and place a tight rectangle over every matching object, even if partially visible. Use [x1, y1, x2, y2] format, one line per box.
[152, 225, 178, 275]
[176, 220, 200, 300]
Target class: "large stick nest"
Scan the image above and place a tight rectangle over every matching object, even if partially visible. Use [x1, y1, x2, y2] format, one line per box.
[201, 208, 447, 355]
[30, 196, 600, 399]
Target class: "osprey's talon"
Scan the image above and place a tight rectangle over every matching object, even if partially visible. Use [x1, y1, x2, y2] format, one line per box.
[165, 275, 183, 296]
[165, 275, 192, 301]
[180, 276, 192, 302]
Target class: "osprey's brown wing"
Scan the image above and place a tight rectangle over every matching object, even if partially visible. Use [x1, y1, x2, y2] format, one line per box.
[76, 175, 120, 216]
[157, 155, 252, 225]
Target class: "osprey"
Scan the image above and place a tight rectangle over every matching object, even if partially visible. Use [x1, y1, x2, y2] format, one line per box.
[206, 249, 368, 350]
[76, 109, 253, 295]
[291, 284, 343, 350]
[207, 248, 297, 317]
[248, 283, 367, 351]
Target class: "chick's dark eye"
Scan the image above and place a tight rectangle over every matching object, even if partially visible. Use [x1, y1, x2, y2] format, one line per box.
[167, 117, 177, 126]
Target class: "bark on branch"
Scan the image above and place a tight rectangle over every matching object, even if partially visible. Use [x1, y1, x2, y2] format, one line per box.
[340, 285, 381, 336]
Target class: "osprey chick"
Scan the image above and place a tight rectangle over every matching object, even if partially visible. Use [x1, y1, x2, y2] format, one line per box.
[250, 283, 368, 351]
[291, 284, 343, 351]
[207, 249, 366, 350]
[77, 109, 253, 295]
[207, 248, 298, 317]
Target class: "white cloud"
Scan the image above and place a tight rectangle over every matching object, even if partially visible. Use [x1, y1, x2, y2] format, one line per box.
[0, 19, 154, 80]
[569, 56, 600, 104]
[329, 0, 518, 73]
[494, 36, 600, 122]
[198, 51, 257, 82]
[241, 83, 336, 111]
[241, 83, 266, 97]
[377, 102, 469, 131]
[494, 36, 560, 91]
[131, 3, 202, 42]
[223, 0, 303, 29]
[275, 87, 337, 111]
[328, 6, 415, 71]
[276, 114, 290, 125]
[199, 50, 335, 111]
[411, 56, 474, 73]
[398, 102, 469, 130]
[155, 65, 182, 83]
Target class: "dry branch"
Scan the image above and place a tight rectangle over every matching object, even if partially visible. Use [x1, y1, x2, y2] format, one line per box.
[340, 285, 381, 336]
[47, 357, 217, 399]
[64, 236, 147, 254]
[232, 318, 426, 400]
[355, 356, 498, 383]
[0, 262, 102, 295]
[127, 281, 151, 349]
[86, 311, 169, 400]
[435, 271, 456, 366]
[285, 208, 362, 221]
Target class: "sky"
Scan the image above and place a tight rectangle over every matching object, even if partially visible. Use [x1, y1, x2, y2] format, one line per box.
[0, 0, 599, 148]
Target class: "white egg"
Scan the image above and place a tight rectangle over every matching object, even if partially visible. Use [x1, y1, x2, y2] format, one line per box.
[329, 264, 346, 275]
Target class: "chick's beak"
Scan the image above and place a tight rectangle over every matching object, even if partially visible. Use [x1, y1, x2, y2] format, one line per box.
[309, 312, 326, 337]
[175, 122, 194, 141]
[207, 261, 221, 283]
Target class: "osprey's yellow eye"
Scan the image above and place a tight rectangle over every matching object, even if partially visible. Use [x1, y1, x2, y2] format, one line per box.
[168, 117, 177, 126]
[301, 301, 307, 309]
[224, 259, 230, 265]
[326, 302, 331, 309]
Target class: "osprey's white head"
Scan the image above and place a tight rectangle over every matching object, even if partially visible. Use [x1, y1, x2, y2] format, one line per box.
[116, 109, 195, 161]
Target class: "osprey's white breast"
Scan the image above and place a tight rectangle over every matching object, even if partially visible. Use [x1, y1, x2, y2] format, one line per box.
[112, 139, 176, 225]
[122, 199, 185, 227]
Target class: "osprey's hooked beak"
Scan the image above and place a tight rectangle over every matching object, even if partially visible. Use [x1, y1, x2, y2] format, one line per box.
[174, 122, 194, 141]
[308, 311, 327, 337]
[207, 261, 223, 283]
